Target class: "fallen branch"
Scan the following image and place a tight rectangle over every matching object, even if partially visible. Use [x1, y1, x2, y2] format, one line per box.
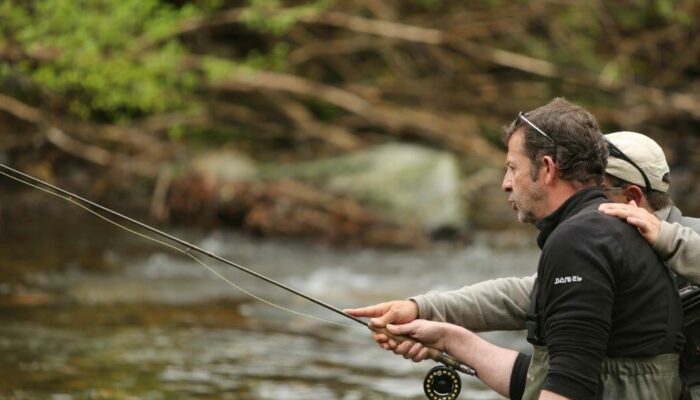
[0, 93, 164, 176]
[209, 69, 503, 163]
[45, 127, 112, 166]
[263, 92, 364, 151]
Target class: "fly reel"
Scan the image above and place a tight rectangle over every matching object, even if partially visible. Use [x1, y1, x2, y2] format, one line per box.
[424, 365, 462, 400]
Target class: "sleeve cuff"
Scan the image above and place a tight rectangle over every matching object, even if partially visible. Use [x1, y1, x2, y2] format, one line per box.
[407, 296, 431, 320]
[509, 352, 531, 400]
[542, 372, 597, 400]
[653, 221, 676, 259]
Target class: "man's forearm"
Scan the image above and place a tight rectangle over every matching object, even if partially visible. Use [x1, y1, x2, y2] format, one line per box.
[411, 275, 535, 331]
[442, 324, 519, 398]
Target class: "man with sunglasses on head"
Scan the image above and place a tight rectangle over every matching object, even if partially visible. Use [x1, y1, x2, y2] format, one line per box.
[348, 130, 700, 399]
[347, 99, 687, 399]
[346, 131, 699, 336]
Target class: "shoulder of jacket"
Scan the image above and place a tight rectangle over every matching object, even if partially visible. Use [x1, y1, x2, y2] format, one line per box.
[667, 206, 700, 233]
[680, 216, 700, 234]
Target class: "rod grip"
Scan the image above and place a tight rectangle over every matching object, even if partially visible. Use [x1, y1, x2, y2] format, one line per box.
[369, 326, 477, 376]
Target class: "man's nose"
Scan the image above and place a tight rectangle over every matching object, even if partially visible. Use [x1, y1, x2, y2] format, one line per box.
[502, 172, 512, 192]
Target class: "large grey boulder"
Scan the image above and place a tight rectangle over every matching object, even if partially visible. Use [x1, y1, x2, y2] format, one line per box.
[261, 143, 466, 234]
[190, 150, 258, 183]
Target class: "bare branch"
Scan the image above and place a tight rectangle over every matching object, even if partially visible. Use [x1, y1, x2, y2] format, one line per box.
[45, 126, 112, 166]
[210, 69, 503, 163]
[0, 93, 42, 123]
[264, 93, 364, 151]
[303, 11, 444, 44]
[0, 93, 164, 176]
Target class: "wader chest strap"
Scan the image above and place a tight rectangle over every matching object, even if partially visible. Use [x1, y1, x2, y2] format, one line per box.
[526, 279, 545, 346]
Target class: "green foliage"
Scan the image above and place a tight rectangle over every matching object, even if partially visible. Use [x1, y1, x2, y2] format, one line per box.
[200, 42, 289, 85]
[414, 0, 442, 11]
[609, 0, 691, 30]
[243, 42, 289, 71]
[545, 3, 603, 71]
[413, 0, 503, 11]
[175, 126, 249, 146]
[303, 99, 342, 122]
[0, 63, 8, 82]
[200, 56, 239, 82]
[505, 0, 693, 87]
[0, 0, 215, 121]
[0, 0, 696, 156]
[0, 0, 328, 122]
[241, 0, 331, 36]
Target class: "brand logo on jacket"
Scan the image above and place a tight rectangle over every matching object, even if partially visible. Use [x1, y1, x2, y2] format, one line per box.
[554, 275, 583, 285]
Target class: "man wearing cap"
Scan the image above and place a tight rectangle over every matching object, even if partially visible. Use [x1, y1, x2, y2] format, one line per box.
[600, 131, 700, 284]
[601, 131, 700, 399]
[347, 100, 687, 399]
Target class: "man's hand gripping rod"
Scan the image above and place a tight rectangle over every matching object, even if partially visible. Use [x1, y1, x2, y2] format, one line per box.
[361, 323, 476, 376]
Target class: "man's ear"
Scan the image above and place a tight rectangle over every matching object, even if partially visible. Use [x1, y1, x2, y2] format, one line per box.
[625, 185, 645, 205]
[542, 155, 557, 184]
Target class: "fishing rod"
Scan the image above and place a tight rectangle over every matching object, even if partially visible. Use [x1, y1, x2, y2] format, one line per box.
[0, 162, 475, 400]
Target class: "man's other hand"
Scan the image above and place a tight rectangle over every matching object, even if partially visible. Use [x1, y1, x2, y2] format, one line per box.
[344, 300, 419, 349]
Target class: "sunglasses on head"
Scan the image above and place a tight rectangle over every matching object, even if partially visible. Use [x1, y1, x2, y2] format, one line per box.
[518, 112, 651, 192]
[518, 112, 557, 162]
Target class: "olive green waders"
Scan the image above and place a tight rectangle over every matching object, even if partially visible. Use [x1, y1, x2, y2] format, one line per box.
[522, 346, 681, 400]
[690, 386, 700, 400]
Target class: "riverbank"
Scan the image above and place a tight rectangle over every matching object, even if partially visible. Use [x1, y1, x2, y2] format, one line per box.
[0, 143, 526, 251]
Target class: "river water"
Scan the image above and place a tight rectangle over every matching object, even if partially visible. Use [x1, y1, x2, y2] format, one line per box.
[0, 208, 539, 399]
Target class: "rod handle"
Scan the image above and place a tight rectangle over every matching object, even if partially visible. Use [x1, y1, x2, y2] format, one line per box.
[369, 326, 477, 376]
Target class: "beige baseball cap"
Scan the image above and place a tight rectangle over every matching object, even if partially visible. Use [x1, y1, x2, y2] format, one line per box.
[605, 131, 670, 193]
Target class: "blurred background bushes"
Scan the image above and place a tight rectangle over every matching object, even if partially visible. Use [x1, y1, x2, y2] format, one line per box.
[1, 0, 699, 240]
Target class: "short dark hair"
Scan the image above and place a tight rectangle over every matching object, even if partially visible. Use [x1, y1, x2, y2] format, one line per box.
[605, 174, 673, 211]
[502, 98, 607, 186]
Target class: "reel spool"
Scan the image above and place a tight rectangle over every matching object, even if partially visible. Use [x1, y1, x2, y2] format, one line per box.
[424, 365, 462, 400]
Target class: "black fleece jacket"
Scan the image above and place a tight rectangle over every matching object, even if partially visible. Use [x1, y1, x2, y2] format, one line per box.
[509, 187, 684, 400]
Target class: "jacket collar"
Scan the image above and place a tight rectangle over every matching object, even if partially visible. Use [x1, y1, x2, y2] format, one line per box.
[535, 186, 607, 249]
[654, 206, 672, 221]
